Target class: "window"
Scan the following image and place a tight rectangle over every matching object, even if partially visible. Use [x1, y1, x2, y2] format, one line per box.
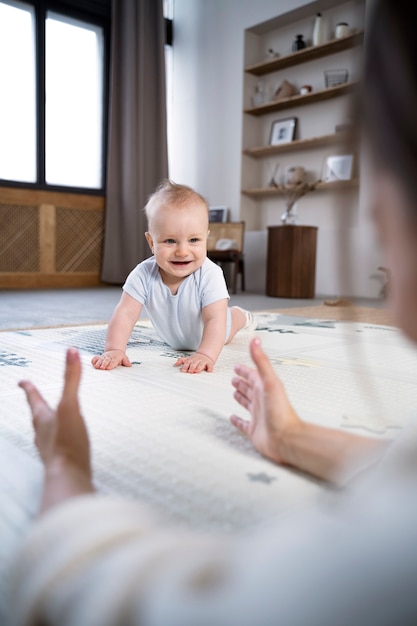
[0, 1, 36, 183]
[45, 13, 104, 188]
[0, 0, 109, 192]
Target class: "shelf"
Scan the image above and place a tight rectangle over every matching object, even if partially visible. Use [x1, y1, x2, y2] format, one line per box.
[245, 31, 364, 76]
[240, 2, 364, 234]
[244, 82, 357, 116]
[243, 132, 353, 158]
[241, 179, 359, 198]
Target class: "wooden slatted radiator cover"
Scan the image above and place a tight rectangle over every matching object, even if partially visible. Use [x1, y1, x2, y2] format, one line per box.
[0, 187, 105, 288]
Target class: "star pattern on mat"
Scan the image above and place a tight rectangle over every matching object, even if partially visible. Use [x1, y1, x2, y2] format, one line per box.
[247, 472, 277, 485]
[0, 352, 31, 368]
[272, 357, 319, 368]
[267, 328, 297, 334]
[342, 413, 403, 434]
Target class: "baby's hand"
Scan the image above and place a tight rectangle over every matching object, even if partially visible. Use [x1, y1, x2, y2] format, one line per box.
[91, 350, 132, 370]
[174, 352, 214, 374]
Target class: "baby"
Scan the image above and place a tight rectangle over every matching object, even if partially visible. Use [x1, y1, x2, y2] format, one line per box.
[92, 180, 254, 373]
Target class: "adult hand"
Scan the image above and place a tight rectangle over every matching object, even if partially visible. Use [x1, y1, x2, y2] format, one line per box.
[231, 337, 302, 464]
[19, 348, 92, 479]
[174, 352, 215, 373]
[91, 349, 132, 370]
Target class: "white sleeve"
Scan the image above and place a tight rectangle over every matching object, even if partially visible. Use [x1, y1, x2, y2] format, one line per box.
[9, 495, 235, 626]
[9, 482, 417, 626]
[199, 260, 230, 309]
[123, 262, 152, 305]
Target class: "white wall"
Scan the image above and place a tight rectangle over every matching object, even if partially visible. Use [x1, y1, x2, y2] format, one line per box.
[168, 0, 384, 298]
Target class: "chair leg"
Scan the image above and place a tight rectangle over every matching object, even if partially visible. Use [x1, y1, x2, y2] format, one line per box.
[239, 259, 245, 291]
[232, 261, 238, 294]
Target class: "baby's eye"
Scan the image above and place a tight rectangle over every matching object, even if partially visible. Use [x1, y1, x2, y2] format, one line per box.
[190, 237, 200, 243]
[165, 238, 176, 244]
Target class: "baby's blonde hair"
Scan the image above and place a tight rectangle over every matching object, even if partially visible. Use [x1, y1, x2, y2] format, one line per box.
[144, 179, 209, 229]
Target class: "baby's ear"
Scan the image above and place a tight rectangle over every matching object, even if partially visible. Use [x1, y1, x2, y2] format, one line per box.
[145, 232, 154, 251]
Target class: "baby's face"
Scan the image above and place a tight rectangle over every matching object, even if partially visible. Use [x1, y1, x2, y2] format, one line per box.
[145, 200, 209, 284]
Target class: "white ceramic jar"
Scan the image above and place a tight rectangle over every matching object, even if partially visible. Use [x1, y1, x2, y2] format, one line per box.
[335, 22, 350, 39]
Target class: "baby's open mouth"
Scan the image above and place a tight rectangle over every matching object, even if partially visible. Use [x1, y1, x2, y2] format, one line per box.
[171, 260, 191, 266]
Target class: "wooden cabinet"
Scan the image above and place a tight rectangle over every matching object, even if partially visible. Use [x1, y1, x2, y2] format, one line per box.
[241, 0, 365, 231]
[266, 225, 317, 298]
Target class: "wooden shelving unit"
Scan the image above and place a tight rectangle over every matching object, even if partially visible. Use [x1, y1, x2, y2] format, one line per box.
[244, 82, 357, 116]
[243, 131, 352, 157]
[242, 179, 359, 198]
[241, 0, 365, 228]
[240, 0, 366, 296]
[244, 31, 363, 76]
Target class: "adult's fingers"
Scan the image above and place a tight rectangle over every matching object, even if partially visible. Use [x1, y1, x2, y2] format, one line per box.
[230, 414, 250, 437]
[18, 381, 49, 417]
[61, 348, 82, 403]
[233, 389, 251, 411]
[249, 338, 277, 383]
[233, 363, 253, 380]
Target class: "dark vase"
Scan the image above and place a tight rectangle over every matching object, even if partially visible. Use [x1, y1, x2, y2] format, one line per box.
[292, 34, 306, 51]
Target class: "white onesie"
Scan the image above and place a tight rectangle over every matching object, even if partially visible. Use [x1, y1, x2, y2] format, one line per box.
[123, 256, 230, 350]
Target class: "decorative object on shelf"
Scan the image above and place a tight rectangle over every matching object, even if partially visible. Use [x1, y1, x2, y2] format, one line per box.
[209, 206, 228, 222]
[279, 179, 320, 225]
[323, 154, 354, 181]
[273, 79, 296, 101]
[285, 165, 305, 185]
[266, 47, 279, 59]
[269, 116, 297, 145]
[300, 84, 312, 95]
[251, 82, 265, 107]
[324, 68, 348, 88]
[335, 22, 350, 39]
[313, 12, 324, 46]
[268, 162, 280, 188]
[335, 121, 354, 133]
[292, 34, 306, 51]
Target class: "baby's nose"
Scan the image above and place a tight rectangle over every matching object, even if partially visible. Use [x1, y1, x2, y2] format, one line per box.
[176, 242, 188, 255]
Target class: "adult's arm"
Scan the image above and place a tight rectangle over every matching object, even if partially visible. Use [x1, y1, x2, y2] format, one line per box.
[231, 338, 390, 485]
[19, 349, 95, 514]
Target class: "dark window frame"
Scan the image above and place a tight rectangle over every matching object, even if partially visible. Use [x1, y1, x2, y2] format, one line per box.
[0, 0, 111, 196]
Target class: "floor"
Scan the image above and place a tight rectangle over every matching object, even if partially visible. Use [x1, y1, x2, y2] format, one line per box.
[0, 286, 384, 330]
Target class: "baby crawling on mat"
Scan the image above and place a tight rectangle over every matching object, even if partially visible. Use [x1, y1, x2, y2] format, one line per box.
[92, 179, 254, 374]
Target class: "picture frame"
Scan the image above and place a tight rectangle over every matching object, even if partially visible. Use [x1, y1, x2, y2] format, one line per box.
[269, 117, 297, 146]
[209, 206, 228, 223]
[323, 154, 354, 181]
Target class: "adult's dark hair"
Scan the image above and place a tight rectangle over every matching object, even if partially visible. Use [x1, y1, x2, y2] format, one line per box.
[362, 0, 417, 208]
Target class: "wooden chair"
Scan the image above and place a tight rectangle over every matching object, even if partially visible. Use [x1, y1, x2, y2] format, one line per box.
[207, 221, 245, 294]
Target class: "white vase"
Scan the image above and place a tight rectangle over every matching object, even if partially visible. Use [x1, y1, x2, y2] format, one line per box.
[281, 202, 298, 225]
[313, 13, 324, 46]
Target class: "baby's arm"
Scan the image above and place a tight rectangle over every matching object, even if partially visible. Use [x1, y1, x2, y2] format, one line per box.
[175, 299, 228, 373]
[91, 292, 143, 370]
